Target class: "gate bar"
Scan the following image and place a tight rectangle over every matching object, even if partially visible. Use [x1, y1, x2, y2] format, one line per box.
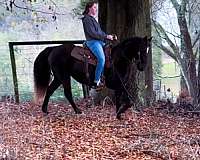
[8, 40, 85, 103]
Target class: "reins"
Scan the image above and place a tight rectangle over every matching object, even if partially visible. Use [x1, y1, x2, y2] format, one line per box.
[113, 44, 150, 104]
[113, 59, 140, 104]
[111, 42, 147, 104]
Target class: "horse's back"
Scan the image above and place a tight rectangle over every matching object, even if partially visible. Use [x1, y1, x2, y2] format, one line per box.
[48, 44, 75, 64]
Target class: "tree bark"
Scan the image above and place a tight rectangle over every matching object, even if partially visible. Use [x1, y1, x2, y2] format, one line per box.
[180, 74, 188, 91]
[171, 0, 197, 105]
[99, 0, 152, 105]
[198, 41, 200, 106]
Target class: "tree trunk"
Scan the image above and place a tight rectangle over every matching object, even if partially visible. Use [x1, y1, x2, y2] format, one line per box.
[99, 0, 152, 106]
[198, 41, 200, 106]
[177, 13, 198, 105]
[167, 0, 198, 106]
[144, 0, 153, 106]
[180, 74, 188, 91]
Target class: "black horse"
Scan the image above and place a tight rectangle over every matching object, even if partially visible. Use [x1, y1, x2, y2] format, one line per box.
[33, 36, 151, 119]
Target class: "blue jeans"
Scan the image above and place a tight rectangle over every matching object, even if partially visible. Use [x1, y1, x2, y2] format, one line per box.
[86, 40, 105, 83]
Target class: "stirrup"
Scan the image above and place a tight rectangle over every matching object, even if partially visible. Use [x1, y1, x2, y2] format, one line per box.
[91, 81, 105, 91]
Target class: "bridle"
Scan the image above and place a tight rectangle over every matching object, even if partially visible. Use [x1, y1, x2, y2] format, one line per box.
[121, 45, 150, 65]
[113, 45, 150, 103]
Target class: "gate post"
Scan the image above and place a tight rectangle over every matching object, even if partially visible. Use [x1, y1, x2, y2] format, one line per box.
[82, 84, 90, 98]
[9, 42, 19, 103]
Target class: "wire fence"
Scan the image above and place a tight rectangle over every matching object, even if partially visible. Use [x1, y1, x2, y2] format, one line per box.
[0, 43, 83, 102]
[0, 45, 14, 101]
[153, 77, 180, 103]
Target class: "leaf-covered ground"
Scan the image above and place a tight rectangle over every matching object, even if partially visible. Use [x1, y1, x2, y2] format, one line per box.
[0, 100, 200, 159]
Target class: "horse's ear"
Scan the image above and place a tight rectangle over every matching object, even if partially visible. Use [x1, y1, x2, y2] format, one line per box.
[143, 36, 148, 41]
[147, 36, 152, 47]
[143, 36, 152, 41]
[148, 37, 152, 42]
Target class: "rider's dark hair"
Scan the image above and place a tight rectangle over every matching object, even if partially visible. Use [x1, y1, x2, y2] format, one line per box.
[82, 1, 97, 15]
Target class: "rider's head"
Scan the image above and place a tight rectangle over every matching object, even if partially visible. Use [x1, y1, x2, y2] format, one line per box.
[82, 1, 98, 17]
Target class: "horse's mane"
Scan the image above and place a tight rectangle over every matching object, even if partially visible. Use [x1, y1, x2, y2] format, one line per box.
[113, 36, 142, 50]
[111, 36, 142, 60]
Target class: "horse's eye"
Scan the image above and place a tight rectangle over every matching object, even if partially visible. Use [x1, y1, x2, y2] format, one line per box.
[141, 49, 146, 53]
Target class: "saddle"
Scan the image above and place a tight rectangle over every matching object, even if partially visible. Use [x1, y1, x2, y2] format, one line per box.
[71, 44, 112, 68]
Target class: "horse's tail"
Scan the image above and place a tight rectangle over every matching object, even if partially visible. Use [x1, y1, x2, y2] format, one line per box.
[33, 47, 53, 104]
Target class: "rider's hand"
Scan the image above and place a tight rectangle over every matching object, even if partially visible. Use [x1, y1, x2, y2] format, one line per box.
[112, 34, 118, 40]
[106, 34, 114, 40]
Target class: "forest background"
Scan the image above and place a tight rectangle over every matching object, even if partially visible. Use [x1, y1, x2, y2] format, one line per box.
[0, 0, 199, 104]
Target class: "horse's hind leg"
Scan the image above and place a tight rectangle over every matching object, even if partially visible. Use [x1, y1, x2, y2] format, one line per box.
[42, 78, 61, 114]
[62, 77, 82, 114]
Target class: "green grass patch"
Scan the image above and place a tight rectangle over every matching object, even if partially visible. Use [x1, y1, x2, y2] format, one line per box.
[161, 62, 180, 95]
[162, 62, 179, 76]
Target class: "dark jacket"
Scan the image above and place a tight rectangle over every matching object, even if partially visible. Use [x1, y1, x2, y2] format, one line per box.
[82, 14, 107, 41]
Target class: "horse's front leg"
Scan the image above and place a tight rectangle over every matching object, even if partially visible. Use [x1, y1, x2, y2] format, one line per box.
[116, 91, 131, 119]
[115, 90, 122, 113]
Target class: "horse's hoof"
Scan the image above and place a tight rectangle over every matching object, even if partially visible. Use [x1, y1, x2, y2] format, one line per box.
[117, 106, 126, 115]
[75, 109, 82, 114]
[43, 111, 49, 116]
[116, 108, 119, 114]
[42, 108, 48, 115]
[116, 113, 122, 120]
[132, 108, 141, 114]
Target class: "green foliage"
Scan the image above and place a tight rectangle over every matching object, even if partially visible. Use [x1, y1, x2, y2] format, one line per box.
[162, 62, 179, 76]
[0, 0, 67, 33]
[72, 0, 93, 16]
[71, 79, 83, 98]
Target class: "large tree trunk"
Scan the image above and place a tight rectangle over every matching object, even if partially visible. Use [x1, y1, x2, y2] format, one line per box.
[99, 0, 152, 106]
[198, 41, 200, 106]
[179, 21, 197, 105]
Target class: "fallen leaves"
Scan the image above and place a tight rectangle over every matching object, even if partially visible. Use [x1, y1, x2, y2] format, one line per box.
[0, 101, 199, 159]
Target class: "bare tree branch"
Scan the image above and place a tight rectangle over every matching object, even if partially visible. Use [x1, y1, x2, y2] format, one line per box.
[0, 0, 68, 15]
[153, 38, 178, 62]
[152, 20, 179, 55]
[170, 0, 180, 12]
[192, 31, 200, 48]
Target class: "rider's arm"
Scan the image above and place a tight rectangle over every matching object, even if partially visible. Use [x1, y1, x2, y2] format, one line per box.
[82, 16, 107, 41]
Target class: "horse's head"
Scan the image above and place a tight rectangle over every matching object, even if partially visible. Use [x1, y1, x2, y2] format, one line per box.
[136, 36, 151, 71]
[122, 36, 151, 71]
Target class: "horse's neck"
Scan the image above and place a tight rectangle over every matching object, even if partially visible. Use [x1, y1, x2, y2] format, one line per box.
[111, 43, 133, 76]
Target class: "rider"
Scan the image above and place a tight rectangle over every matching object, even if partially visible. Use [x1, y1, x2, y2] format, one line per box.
[82, 1, 116, 89]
